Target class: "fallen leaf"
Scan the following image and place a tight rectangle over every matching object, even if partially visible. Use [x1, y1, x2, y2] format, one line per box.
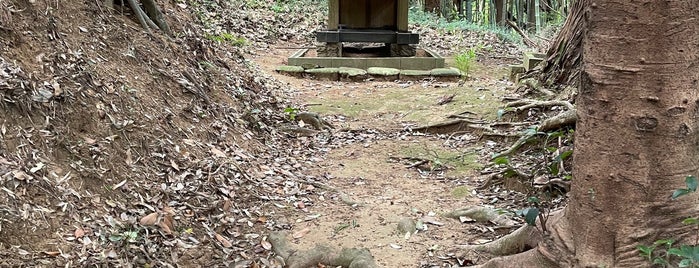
[215, 233, 232, 248]
[74, 227, 85, 238]
[30, 162, 45, 173]
[160, 214, 174, 235]
[260, 240, 272, 250]
[223, 200, 232, 212]
[210, 147, 226, 158]
[125, 149, 133, 166]
[169, 159, 180, 171]
[292, 227, 310, 239]
[389, 244, 402, 249]
[163, 206, 175, 216]
[140, 212, 159, 226]
[12, 170, 32, 181]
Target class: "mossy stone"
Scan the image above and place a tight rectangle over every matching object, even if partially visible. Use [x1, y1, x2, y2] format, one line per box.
[338, 67, 368, 82]
[431, 67, 462, 82]
[275, 65, 305, 78]
[367, 67, 400, 76]
[304, 68, 340, 81]
[431, 68, 462, 77]
[367, 67, 400, 81]
[399, 69, 431, 81]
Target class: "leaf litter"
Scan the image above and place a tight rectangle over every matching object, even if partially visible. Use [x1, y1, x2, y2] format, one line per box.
[0, 0, 546, 267]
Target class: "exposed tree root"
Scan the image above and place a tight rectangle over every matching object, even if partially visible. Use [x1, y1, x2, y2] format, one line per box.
[538, 109, 576, 132]
[461, 210, 569, 267]
[443, 206, 518, 227]
[504, 99, 574, 113]
[476, 168, 532, 190]
[490, 132, 537, 160]
[520, 78, 555, 97]
[269, 232, 378, 268]
[126, 0, 149, 32]
[411, 119, 492, 134]
[120, 0, 172, 35]
[459, 225, 540, 257]
[470, 248, 558, 268]
[141, 0, 172, 35]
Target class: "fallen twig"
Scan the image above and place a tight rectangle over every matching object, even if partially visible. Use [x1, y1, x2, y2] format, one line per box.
[506, 20, 539, 49]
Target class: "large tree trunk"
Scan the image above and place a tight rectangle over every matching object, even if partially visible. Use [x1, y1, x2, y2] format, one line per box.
[534, 0, 585, 88]
[471, 0, 699, 267]
[560, 0, 699, 265]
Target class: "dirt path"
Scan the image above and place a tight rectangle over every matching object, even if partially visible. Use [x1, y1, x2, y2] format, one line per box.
[249, 46, 517, 267]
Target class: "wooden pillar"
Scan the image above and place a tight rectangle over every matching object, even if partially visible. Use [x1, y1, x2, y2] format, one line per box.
[397, 0, 409, 31]
[328, 0, 339, 30]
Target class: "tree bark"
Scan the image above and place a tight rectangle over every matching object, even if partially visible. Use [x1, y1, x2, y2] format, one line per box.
[472, 0, 699, 267]
[141, 0, 172, 35]
[535, 0, 585, 88]
[560, 0, 699, 266]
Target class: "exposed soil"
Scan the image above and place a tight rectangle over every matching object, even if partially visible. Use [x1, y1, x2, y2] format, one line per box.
[248, 44, 528, 266]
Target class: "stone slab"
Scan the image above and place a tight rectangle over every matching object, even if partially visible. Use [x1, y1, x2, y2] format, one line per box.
[399, 69, 431, 81]
[401, 58, 437, 70]
[275, 65, 305, 78]
[367, 67, 400, 81]
[338, 67, 368, 82]
[364, 58, 401, 69]
[304, 68, 339, 81]
[509, 64, 525, 82]
[332, 58, 367, 69]
[431, 67, 462, 82]
[523, 52, 545, 71]
[289, 57, 333, 68]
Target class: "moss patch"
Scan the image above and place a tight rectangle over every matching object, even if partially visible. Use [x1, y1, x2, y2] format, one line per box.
[308, 85, 503, 124]
[451, 186, 472, 198]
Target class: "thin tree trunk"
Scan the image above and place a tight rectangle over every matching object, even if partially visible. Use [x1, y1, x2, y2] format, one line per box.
[465, 0, 473, 21]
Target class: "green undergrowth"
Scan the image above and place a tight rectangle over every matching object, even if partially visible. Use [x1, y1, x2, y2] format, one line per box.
[408, 8, 522, 44]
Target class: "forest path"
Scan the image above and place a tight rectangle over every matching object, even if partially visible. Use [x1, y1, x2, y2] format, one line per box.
[249, 46, 517, 267]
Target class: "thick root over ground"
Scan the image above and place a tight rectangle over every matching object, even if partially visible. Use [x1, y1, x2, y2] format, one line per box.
[463, 210, 571, 268]
[269, 232, 378, 268]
